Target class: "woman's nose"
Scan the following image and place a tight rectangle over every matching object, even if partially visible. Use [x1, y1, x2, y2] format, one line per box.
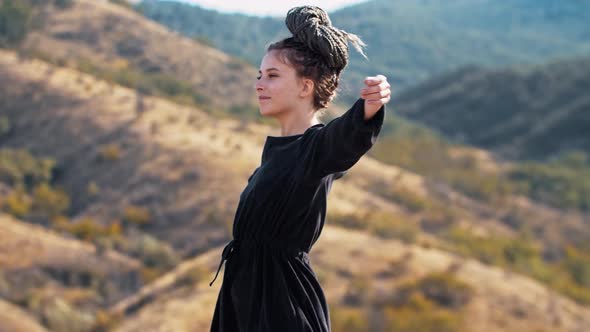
[255, 80, 264, 91]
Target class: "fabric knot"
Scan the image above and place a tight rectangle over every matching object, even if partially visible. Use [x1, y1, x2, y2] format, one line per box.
[209, 239, 238, 287]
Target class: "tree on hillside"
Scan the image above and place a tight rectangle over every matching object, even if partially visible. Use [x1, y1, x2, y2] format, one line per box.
[0, 0, 32, 47]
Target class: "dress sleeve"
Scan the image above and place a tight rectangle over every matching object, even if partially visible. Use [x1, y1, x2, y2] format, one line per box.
[302, 98, 385, 180]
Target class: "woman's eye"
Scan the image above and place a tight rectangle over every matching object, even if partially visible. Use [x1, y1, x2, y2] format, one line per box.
[256, 74, 278, 80]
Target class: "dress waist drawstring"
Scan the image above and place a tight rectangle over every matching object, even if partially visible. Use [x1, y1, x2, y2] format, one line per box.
[209, 238, 309, 287]
[209, 239, 238, 287]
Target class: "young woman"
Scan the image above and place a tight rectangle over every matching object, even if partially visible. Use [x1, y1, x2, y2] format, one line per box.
[209, 5, 390, 332]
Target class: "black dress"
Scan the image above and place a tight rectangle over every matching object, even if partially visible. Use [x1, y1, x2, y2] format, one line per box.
[209, 98, 385, 331]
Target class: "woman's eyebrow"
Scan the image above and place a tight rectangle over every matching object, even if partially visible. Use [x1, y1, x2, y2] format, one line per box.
[258, 68, 280, 73]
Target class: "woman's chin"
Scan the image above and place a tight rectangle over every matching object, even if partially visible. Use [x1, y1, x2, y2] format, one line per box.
[258, 106, 275, 117]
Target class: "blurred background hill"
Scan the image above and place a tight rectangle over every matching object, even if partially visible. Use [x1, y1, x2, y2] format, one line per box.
[137, 0, 590, 102]
[0, 0, 589, 331]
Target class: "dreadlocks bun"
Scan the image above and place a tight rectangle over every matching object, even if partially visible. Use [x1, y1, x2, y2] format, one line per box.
[285, 5, 367, 73]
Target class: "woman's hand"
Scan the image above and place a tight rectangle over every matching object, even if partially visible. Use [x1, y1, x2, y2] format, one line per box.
[360, 75, 391, 120]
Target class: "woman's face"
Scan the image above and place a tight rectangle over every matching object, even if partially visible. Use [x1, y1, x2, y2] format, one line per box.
[256, 50, 308, 117]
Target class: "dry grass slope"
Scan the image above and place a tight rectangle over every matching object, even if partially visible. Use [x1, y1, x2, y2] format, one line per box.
[0, 300, 49, 332]
[22, 0, 258, 110]
[0, 213, 140, 271]
[111, 226, 590, 332]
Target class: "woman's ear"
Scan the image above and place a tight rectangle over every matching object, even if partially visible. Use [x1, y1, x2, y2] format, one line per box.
[299, 78, 314, 98]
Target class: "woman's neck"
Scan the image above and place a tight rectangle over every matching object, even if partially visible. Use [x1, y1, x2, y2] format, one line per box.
[275, 105, 321, 136]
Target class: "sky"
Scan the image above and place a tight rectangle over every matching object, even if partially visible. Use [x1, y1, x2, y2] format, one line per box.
[170, 0, 370, 17]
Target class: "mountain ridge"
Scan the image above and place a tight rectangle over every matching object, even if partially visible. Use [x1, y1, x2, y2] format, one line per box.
[136, 0, 590, 102]
[391, 55, 590, 160]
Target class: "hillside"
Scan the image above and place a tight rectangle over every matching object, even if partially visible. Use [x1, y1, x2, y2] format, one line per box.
[13, 0, 257, 111]
[136, 0, 590, 103]
[0, 212, 142, 330]
[0, 300, 48, 332]
[110, 226, 590, 332]
[2, 46, 590, 330]
[390, 56, 590, 161]
[0, 48, 254, 257]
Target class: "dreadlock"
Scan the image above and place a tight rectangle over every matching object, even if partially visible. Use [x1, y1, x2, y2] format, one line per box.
[268, 5, 367, 110]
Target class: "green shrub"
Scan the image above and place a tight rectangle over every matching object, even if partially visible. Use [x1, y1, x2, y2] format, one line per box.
[106, 220, 123, 237]
[557, 280, 590, 305]
[382, 300, 463, 332]
[150, 73, 194, 97]
[92, 309, 123, 332]
[108, 0, 134, 10]
[443, 227, 503, 265]
[2, 188, 32, 218]
[330, 210, 419, 243]
[391, 272, 473, 309]
[342, 274, 371, 306]
[330, 211, 368, 230]
[372, 180, 460, 234]
[140, 266, 164, 284]
[414, 272, 474, 309]
[503, 239, 538, 266]
[86, 181, 100, 196]
[329, 306, 369, 332]
[0, 148, 55, 187]
[384, 184, 431, 212]
[509, 154, 590, 211]
[442, 167, 516, 203]
[377, 272, 470, 332]
[192, 35, 215, 47]
[419, 206, 459, 233]
[0, 0, 33, 47]
[370, 131, 516, 206]
[130, 234, 179, 270]
[54, 0, 74, 9]
[0, 116, 10, 136]
[373, 122, 590, 212]
[366, 211, 419, 243]
[123, 205, 151, 227]
[442, 226, 545, 269]
[440, 227, 590, 305]
[42, 298, 95, 332]
[66, 217, 108, 241]
[562, 246, 590, 288]
[500, 205, 535, 230]
[98, 143, 121, 162]
[32, 182, 70, 217]
[175, 265, 210, 287]
[76, 57, 214, 111]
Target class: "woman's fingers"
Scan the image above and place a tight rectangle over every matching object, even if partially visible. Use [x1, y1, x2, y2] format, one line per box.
[361, 81, 390, 94]
[365, 96, 391, 105]
[364, 74, 388, 86]
[362, 76, 390, 96]
[361, 86, 391, 99]
[363, 83, 391, 95]
[364, 78, 380, 86]
[361, 74, 391, 108]
[362, 88, 390, 99]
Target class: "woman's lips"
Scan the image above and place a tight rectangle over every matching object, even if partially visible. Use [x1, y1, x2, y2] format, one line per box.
[258, 96, 271, 100]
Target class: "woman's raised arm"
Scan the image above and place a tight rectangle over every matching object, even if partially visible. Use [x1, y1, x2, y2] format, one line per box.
[301, 75, 390, 180]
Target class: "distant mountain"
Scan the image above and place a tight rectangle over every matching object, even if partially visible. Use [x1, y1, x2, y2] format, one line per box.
[136, 0, 590, 103]
[391, 55, 590, 161]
